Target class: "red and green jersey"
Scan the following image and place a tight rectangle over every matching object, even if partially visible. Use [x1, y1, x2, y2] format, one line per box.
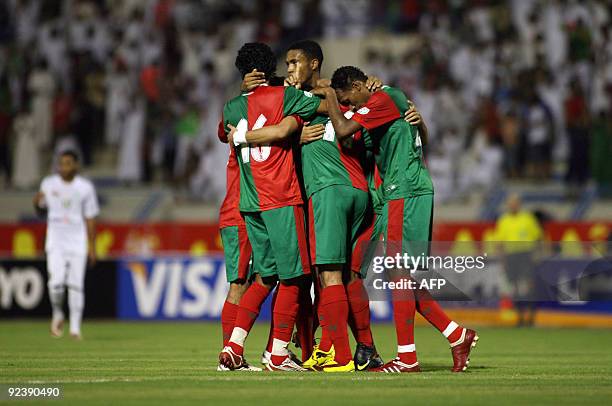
[299, 108, 368, 197]
[351, 86, 433, 200]
[363, 146, 384, 214]
[218, 118, 243, 228]
[222, 85, 321, 212]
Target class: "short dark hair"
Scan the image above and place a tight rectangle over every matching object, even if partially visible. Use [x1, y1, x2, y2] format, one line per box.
[288, 40, 323, 70]
[331, 66, 368, 90]
[60, 149, 79, 162]
[235, 42, 276, 80]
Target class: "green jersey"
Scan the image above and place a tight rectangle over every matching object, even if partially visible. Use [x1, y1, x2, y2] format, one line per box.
[300, 110, 368, 197]
[350, 86, 434, 201]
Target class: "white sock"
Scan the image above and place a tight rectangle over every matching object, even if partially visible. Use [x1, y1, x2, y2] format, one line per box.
[398, 344, 416, 353]
[68, 287, 84, 335]
[442, 321, 459, 338]
[49, 285, 65, 322]
[228, 327, 248, 348]
[271, 338, 289, 357]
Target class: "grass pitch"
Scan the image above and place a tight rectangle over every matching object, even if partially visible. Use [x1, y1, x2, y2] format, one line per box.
[1, 321, 612, 405]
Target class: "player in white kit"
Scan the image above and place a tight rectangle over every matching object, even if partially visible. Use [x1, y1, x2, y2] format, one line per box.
[33, 150, 99, 339]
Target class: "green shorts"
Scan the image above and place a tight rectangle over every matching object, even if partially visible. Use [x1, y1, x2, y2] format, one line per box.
[381, 194, 434, 259]
[220, 224, 253, 283]
[244, 205, 310, 281]
[351, 209, 385, 277]
[307, 185, 369, 265]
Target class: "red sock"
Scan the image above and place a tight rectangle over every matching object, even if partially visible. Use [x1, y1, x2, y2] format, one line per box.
[392, 282, 417, 365]
[229, 282, 270, 356]
[321, 285, 351, 365]
[270, 284, 300, 365]
[295, 283, 314, 361]
[346, 279, 373, 346]
[415, 287, 463, 344]
[348, 309, 358, 344]
[265, 287, 279, 353]
[221, 300, 238, 346]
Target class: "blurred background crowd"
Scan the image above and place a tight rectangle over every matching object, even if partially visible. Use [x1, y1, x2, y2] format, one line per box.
[0, 0, 610, 204]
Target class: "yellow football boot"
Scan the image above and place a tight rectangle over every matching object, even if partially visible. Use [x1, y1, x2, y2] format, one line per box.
[302, 344, 337, 370]
[323, 360, 355, 373]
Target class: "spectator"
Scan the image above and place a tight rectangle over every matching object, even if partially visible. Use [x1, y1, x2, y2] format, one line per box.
[28, 59, 55, 149]
[590, 108, 612, 196]
[12, 106, 38, 189]
[521, 89, 554, 179]
[117, 95, 145, 183]
[104, 58, 131, 145]
[564, 78, 590, 189]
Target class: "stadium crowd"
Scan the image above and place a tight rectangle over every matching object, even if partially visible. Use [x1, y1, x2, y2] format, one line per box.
[0, 0, 610, 202]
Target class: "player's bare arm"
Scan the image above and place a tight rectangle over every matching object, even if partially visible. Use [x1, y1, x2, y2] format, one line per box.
[312, 87, 361, 139]
[86, 217, 96, 266]
[404, 104, 428, 145]
[227, 116, 322, 145]
[315, 78, 331, 88]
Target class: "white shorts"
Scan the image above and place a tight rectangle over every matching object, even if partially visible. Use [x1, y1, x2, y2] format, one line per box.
[46, 250, 87, 291]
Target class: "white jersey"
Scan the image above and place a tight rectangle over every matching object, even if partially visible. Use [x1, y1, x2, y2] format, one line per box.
[40, 174, 99, 255]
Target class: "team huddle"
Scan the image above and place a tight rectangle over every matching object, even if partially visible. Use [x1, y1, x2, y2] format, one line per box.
[217, 40, 478, 373]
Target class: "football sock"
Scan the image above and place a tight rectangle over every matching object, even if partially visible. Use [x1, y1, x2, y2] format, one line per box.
[221, 300, 238, 346]
[265, 288, 279, 353]
[317, 290, 332, 352]
[270, 284, 300, 365]
[392, 283, 417, 365]
[67, 287, 84, 335]
[346, 279, 373, 346]
[311, 272, 321, 344]
[229, 282, 270, 355]
[49, 284, 65, 322]
[295, 284, 314, 361]
[415, 286, 464, 345]
[321, 285, 351, 365]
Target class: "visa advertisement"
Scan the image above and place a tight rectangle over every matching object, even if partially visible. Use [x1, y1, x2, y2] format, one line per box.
[116, 255, 396, 321]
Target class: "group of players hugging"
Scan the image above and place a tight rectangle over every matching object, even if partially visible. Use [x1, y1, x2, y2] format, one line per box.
[216, 40, 478, 373]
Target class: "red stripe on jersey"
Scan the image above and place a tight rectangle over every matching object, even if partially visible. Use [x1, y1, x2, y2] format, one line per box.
[218, 146, 243, 228]
[294, 205, 311, 274]
[308, 197, 316, 262]
[339, 134, 368, 192]
[374, 165, 383, 189]
[247, 86, 303, 211]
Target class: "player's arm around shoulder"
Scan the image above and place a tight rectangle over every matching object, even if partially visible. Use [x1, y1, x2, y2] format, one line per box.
[404, 101, 428, 145]
[312, 87, 361, 140]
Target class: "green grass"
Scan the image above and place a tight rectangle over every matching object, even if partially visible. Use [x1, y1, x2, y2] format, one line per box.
[1, 321, 612, 405]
